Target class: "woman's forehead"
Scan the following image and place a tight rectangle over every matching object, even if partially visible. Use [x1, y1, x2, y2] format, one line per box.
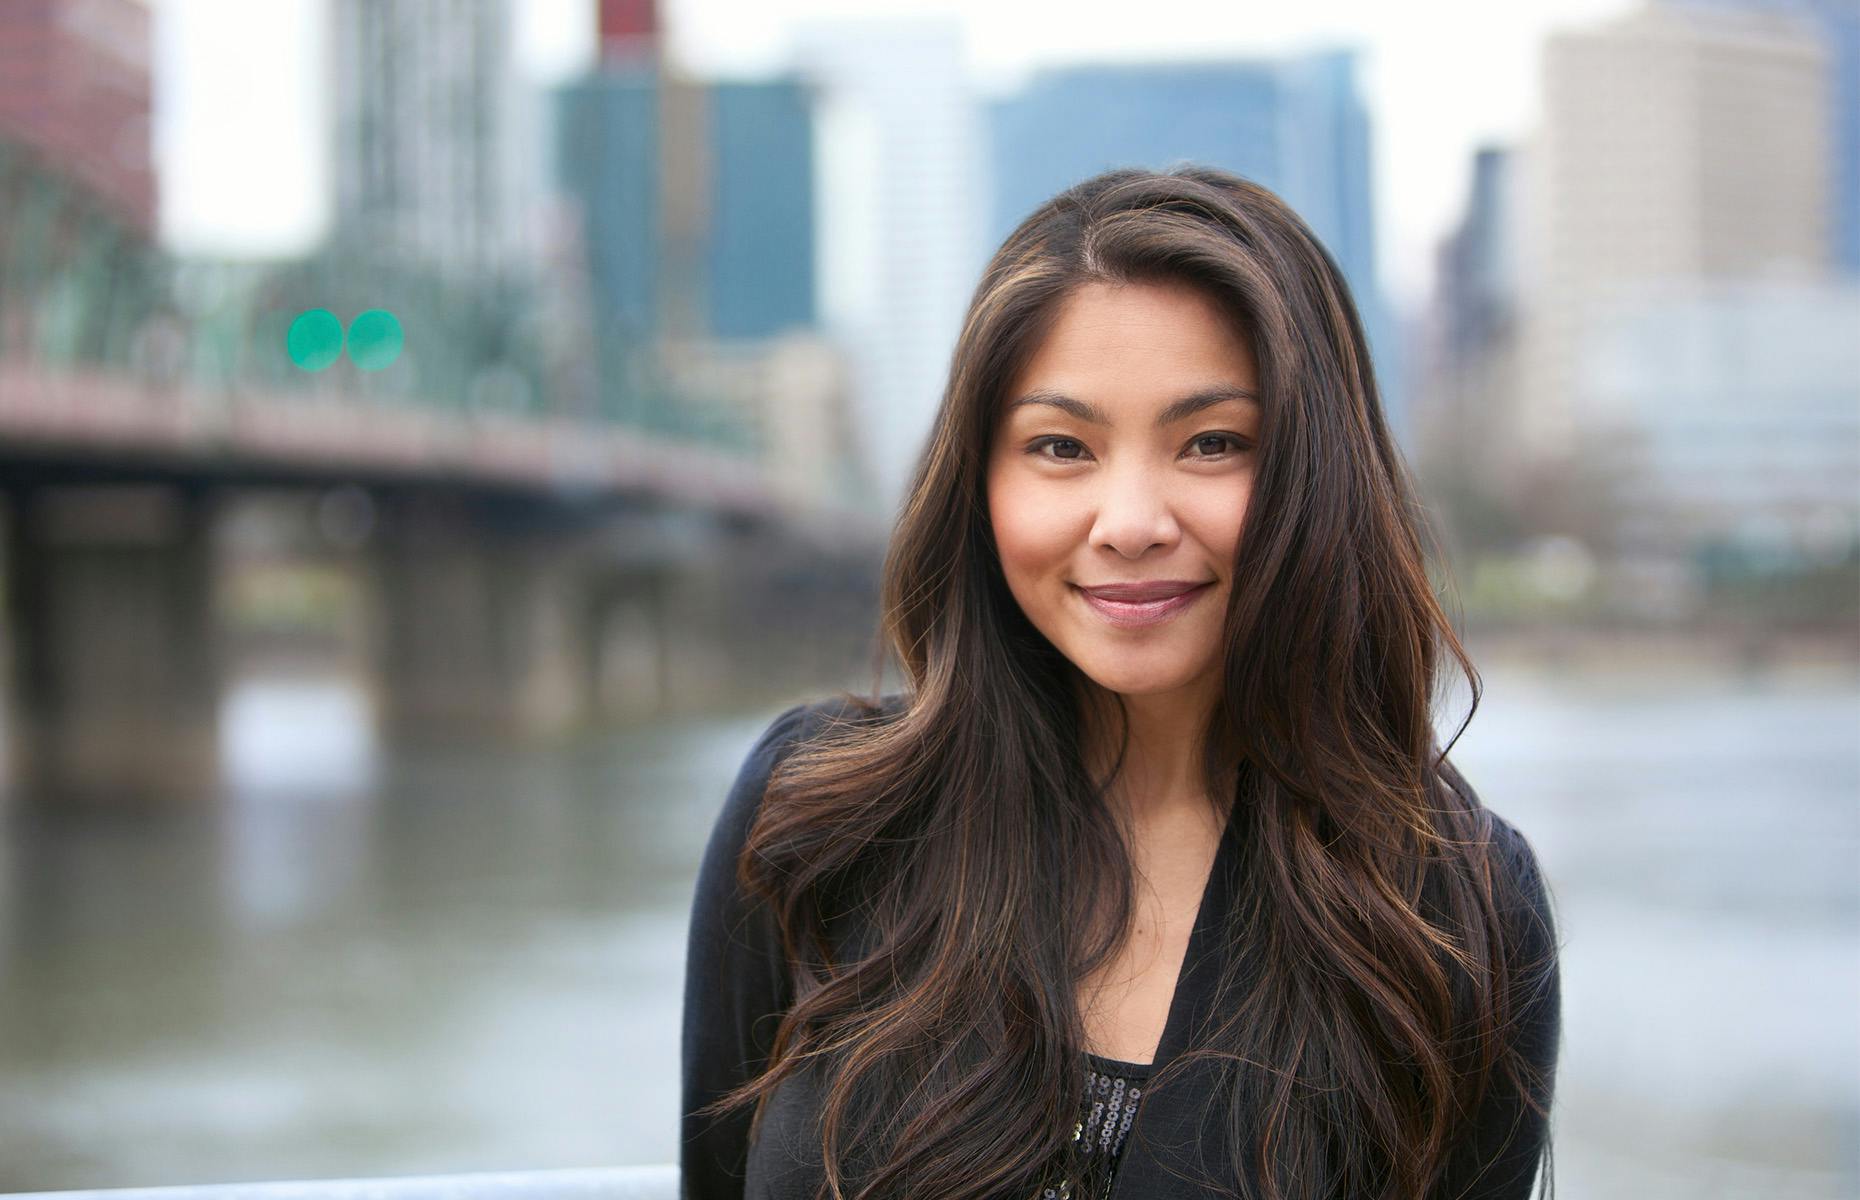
[1012, 281, 1259, 391]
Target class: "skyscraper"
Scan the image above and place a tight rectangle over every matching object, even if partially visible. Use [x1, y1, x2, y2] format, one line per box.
[1519, 2, 1831, 461]
[329, 0, 534, 277]
[704, 81, 817, 340]
[553, 43, 816, 341]
[789, 17, 987, 517]
[1660, 0, 1860, 277]
[1416, 146, 1525, 502]
[549, 2, 847, 506]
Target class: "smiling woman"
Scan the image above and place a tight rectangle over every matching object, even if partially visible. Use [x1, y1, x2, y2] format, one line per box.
[682, 166, 1560, 1200]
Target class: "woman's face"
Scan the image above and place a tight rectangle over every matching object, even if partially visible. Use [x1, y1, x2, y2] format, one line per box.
[985, 279, 1261, 701]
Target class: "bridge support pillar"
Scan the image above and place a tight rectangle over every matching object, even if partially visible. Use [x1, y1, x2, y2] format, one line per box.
[368, 496, 594, 742]
[2, 485, 223, 805]
[580, 510, 770, 720]
[589, 574, 673, 723]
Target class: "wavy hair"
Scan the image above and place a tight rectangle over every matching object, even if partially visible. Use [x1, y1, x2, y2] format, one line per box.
[695, 166, 1557, 1200]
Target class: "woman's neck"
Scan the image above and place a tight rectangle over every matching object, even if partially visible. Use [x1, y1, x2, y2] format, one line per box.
[1075, 673, 1233, 831]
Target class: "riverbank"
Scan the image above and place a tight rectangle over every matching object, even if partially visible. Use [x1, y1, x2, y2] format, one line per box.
[1464, 624, 1859, 686]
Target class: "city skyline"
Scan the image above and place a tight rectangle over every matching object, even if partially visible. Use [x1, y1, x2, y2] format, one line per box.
[153, 0, 1643, 313]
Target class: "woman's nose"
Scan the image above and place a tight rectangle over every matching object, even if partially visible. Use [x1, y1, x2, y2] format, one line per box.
[1086, 467, 1181, 558]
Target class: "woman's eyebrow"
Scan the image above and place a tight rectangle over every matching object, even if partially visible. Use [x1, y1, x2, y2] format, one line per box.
[1007, 386, 1259, 428]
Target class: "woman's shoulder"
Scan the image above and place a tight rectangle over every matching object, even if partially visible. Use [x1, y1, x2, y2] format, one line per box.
[1481, 809, 1555, 935]
[719, 691, 908, 820]
[1433, 758, 1560, 954]
[747, 690, 905, 758]
[1437, 760, 1551, 885]
[792, 689, 909, 738]
[696, 693, 907, 953]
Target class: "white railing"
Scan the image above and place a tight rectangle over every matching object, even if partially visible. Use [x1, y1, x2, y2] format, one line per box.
[3, 1166, 679, 1200]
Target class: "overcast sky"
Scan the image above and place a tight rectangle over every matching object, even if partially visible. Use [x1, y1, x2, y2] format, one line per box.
[152, 0, 1641, 312]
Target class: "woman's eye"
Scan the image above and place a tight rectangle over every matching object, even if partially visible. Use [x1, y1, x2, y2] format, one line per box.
[1025, 434, 1250, 463]
[1190, 433, 1247, 457]
[1030, 437, 1087, 461]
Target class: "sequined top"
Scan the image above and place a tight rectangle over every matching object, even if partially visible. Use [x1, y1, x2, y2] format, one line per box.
[1036, 1051, 1154, 1200]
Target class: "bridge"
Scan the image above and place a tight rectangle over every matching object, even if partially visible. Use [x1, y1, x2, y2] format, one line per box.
[0, 136, 886, 806]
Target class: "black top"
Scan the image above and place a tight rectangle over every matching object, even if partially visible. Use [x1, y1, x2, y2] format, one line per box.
[682, 697, 1562, 1200]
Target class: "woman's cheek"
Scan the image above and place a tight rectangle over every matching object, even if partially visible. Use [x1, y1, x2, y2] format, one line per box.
[993, 479, 1067, 579]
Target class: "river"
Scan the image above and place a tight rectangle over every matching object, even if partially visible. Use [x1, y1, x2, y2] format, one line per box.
[1, 654, 1854, 1197]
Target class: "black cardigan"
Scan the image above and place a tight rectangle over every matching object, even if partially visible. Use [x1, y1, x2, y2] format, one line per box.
[681, 697, 1561, 1199]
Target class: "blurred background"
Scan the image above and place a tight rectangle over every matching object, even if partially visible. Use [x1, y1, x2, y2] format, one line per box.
[0, 0, 1854, 1194]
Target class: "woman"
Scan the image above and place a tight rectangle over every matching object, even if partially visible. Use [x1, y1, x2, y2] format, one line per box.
[681, 166, 1561, 1200]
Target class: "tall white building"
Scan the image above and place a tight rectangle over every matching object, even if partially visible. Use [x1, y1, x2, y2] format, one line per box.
[329, 0, 538, 277]
[788, 17, 989, 520]
[1517, 2, 1832, 464]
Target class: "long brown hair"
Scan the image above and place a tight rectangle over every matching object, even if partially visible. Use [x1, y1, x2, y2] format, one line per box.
[698, 166, 1557, 1200]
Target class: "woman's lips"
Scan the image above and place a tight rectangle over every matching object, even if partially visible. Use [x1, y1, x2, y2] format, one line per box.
[1075, 582, 1213, 629]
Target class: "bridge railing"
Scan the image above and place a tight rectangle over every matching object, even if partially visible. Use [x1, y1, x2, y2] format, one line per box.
[0, 135, 753, 455]
[3, 1166, 680, 1200]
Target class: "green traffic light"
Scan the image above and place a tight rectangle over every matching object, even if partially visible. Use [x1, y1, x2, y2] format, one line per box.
[347, 308, 405, 371]
[286, 309, 344, 371]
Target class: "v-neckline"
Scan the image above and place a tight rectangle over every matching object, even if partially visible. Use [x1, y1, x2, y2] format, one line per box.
[1104, 788, 1243, 1200]
[1079, 798, 1234, 1071]
[1138, 794, 1240, 1061]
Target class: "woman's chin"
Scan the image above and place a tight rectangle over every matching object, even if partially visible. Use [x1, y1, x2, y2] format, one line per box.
[1073, 660, 1203, 699]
